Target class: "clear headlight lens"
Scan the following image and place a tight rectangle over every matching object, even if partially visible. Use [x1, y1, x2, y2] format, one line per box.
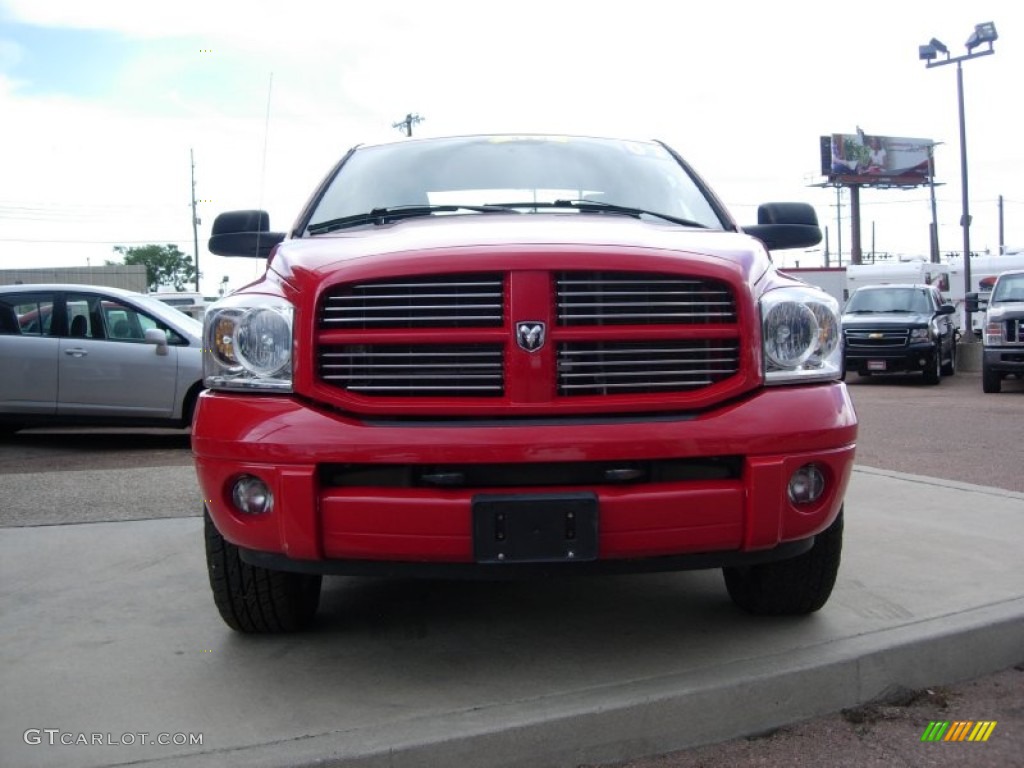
[204, 295, 293, 391]
[910, 327, 932, 343]
[983, 321, 1003, 345]
[761, 286, 842, 384]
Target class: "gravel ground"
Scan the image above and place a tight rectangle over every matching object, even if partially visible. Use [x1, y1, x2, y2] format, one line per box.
[600, 665, 1024, 768]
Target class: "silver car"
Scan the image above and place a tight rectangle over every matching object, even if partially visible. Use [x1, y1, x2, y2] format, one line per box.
[0, 284, 204, 433]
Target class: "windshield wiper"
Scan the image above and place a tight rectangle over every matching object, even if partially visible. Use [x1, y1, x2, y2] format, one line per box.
[486, 199, 709, 228]
[308, 205, 516, 235]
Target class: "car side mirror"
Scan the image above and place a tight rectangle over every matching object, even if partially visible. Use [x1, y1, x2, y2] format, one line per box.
[742, 203, 822, 251]
[144, 327, 169, 356]
[208, 210, 286, 258]
[938, 304, 956, 315]
[965, 292, 980, 313]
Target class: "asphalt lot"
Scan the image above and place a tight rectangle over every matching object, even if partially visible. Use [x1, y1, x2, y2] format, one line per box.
[1, 369, 1022, 767]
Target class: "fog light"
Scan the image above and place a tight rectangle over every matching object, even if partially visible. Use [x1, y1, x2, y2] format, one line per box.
[788, 464, 826, 505]
[232, 475, 273, 515]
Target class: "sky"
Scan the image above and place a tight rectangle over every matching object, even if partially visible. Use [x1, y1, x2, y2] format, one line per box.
[1, 0, 1022, 295]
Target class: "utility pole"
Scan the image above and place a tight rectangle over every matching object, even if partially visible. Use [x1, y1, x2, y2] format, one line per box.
[998, 194, 1004, 254]
[191, 148, 200, 293]
[393, 113, 424, 137]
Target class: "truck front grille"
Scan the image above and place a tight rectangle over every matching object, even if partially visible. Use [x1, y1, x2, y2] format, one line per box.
[844, 328, 909, 348]
[315, 269, 745, 409]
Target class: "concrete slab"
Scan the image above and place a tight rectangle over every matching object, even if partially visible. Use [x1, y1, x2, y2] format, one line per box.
[2, 466, 1022, 768]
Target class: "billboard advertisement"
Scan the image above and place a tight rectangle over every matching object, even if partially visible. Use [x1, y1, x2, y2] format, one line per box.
[820, 133, 935, 186]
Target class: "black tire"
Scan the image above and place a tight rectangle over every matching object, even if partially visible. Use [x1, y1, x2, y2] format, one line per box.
[724, 509, 843, 616]
[204, 510, 321, 632]
[941, 342, 956, 377]
[922, 346, 941, 385]
[180, 384, 203, 429]
[982, 363, 1001, 394]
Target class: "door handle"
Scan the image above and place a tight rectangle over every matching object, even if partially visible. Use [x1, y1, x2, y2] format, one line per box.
[64, 348, 88, 357]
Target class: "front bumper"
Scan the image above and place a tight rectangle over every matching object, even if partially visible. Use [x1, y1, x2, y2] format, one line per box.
[984, 347, 1024, 374]
[192, 383, 857, 572]
[844, 343, 936, 375]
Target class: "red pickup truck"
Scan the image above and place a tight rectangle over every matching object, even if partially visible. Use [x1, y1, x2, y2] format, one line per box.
[194, 134, 856, 632]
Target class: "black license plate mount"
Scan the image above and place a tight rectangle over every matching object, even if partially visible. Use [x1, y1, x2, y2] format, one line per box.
[472, 493, 598, 564]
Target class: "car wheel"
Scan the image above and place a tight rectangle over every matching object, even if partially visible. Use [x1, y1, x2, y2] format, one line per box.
[204, 510, 322, 632]
[922, 346, 941, 385]
[982, 363, 1002, 394]
[941, 341, 956, 376]
[723, 508, 843, 616]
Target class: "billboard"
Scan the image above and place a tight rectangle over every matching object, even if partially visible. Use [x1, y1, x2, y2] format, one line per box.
[820, 133, 935, 186]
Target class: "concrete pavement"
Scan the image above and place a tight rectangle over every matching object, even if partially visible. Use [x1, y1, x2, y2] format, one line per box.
[2, 465, 1022, 768]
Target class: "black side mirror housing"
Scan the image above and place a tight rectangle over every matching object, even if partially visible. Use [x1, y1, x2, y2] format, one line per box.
[208, 210, 286, 258]
[965, 292, 980, 313]
[743, 202, 822, 251]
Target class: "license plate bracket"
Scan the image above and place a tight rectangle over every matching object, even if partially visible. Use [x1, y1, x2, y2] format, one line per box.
[472, 493, 598, 564]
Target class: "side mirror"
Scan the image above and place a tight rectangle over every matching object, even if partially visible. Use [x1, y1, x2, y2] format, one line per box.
[743, 202, 822, 251]
[208, 210, 286, 258]
[938, 304, 956, 315]
[965, 292, 980, 313]
[144, 327, 169, 356]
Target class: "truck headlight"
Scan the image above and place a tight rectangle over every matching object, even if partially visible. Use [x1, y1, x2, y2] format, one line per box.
[983, 321, 1003, 345]
[761, 287, 842, 384]
[204, 295, 294, 391]
[910, 327, 932, 343]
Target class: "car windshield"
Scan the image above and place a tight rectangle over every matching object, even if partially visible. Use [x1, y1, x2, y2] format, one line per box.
[990, 274, 1024, 303]
[304, 135, 727, 234]
[845, 287, 931, 314]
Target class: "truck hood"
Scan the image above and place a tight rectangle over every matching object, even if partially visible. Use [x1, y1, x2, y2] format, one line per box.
[264, 214, 772, 290]
[985, 301, 1024, 321]
[841, 312, 934, 328]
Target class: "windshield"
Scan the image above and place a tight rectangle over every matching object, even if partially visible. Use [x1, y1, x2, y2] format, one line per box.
[845, 287, 932, 314]
[304, 135, 727, 233]
[991, 273, 1024, 303]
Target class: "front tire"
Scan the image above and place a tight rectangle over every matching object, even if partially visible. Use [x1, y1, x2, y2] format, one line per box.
[724, 509, 843, 616]
[204, 510, 322, 632]
[941, 342, 956, 376]
[982, 363, 1002, 394]
[922, 346, 941, 385]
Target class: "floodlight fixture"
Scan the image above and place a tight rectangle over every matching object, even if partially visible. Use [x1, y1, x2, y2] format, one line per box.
[966, 22, 998, 51]
[918, 44, 936, 61]
[929, 38, 948, 54]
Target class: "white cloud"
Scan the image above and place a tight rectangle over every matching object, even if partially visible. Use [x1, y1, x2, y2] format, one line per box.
[1, 0, 1022, 288]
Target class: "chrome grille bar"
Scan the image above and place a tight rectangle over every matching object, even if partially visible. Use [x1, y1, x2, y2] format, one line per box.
[320, 344, 504, 397]
[557, 340, 740, 395]
[557, 272, 737, 326]
[320, 274, 504, 329]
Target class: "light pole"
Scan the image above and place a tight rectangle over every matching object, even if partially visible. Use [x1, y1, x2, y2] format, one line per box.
[919, 22, 997, 341]
[927, 141, 943, 264]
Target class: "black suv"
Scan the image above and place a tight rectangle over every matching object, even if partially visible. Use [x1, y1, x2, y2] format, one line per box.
[841, 284, 957, 384]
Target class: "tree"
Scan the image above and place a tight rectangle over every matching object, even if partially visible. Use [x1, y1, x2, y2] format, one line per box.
[108, 244, 197, 292]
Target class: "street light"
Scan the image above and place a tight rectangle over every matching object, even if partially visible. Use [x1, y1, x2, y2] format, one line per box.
[919, 21, 997, 341]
